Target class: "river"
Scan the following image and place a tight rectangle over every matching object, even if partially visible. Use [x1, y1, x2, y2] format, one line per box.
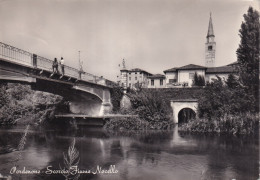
[0, 124, 258, 180]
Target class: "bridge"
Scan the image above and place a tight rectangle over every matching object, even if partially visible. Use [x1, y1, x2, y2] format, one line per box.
[0, 42, 113, 116]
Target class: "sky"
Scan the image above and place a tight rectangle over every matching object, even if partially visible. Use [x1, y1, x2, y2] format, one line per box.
[0, 0, 258, 81]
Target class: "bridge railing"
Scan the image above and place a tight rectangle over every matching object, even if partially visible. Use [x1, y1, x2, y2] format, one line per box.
[81, 72, 98, 83]
[0, 42, 32, 67]
[37, 55, 53, 72]
[64, 65, 79, 79]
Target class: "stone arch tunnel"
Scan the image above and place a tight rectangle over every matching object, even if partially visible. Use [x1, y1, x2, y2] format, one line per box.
[170, 99, 198, 123]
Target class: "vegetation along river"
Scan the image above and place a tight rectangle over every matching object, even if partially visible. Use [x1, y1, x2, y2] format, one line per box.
[0, 123, 258, 180]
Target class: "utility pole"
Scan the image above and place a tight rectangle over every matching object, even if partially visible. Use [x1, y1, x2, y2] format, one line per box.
[78, 50, 83, 79]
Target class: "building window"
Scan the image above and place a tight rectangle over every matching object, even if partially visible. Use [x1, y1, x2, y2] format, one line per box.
[129, 72, 131, 74]
[208, 45, 212, 50]
[169, 79, 177, 83]
[189, 73, 194, 79]
[151, 80, 154, 86]
[129, 77, 131, 80]
[129, 83, 131, 87]
[135, 77, 137, 80]
[160, 79, 163, 85]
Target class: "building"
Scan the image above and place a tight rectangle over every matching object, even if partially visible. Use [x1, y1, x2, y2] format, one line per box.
[118, 13, 236, 89]
[163, 13, 236, 87]
[205, 13, 216, 67]
[147, 74, 166, 88]
[164, 64, 207, 87]
[205, 64, 236, 82]
[119, 61, 153, 91]
[164, 63, 236, 87]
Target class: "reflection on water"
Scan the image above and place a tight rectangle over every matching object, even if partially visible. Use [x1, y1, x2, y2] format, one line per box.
[0, 124, 258, 180]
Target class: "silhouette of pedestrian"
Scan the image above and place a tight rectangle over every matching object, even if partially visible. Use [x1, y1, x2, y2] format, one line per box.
[60, 57, 65, 76]
[50, 58, 59, 77]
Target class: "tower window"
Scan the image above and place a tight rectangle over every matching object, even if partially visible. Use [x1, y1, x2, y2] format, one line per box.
[208, 46, 213, 50]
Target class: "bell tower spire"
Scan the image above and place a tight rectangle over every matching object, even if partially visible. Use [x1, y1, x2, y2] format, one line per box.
[205, 12, 216, 67]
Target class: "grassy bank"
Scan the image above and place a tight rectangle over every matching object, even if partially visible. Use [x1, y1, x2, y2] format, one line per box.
[178, 113, 259, 135]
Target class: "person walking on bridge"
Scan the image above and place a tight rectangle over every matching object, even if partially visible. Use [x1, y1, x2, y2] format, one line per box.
[50, 58, 59, 77]
[60, 57, 65, 76]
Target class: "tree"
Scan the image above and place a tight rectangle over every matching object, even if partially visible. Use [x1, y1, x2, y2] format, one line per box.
[193, 72, 205, 86]
[193, 72, 199, 86]
[236, 7, 259, 111]
[198, 76, 254, 119]
[226, 74, 239, 89]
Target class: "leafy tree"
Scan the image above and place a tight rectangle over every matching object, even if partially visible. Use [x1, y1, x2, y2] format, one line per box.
[236, 7, 259, 111]
[226, 74, 239, 89]
[193, 72, 199, 86]
[0, 84, 9, 108]
[110, 84, 124, 112]
[198, 76, 253, 119]
[129, 89, 173, 129]
[193, 72, 205, 86]
[198, 75, 205, 86]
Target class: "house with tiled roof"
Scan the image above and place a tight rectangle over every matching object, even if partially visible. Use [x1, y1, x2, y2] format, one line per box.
[118, 14, 237, 90]
[119, 60, 153, 90]
[162, 14, 237, 88]
[163, 63, 236, 87]
[147, 74, 166, 88]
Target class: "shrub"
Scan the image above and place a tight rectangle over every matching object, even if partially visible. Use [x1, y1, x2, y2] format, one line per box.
[128, 89, 174, 130]
[198, 76, 254, 119]
[0, 83, 64, 125]
[179, 113, 258, 135]
[110, 85, 124, 112]
[104, 117, 149, 130]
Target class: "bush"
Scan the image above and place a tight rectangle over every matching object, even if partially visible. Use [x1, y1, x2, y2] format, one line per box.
[110, 85, 124, 112]
[0, 83, 64, 125]
[128, 89, 174, 130]
[198, 76, 254, 119]
[178, 113, 258, 135]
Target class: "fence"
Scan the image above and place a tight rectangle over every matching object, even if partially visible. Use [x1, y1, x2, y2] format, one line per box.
[37, 55, 53, 72]
[0, 42, 32, 67]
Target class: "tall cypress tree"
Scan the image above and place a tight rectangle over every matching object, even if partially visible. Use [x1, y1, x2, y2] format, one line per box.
[236, 7, 259, 111]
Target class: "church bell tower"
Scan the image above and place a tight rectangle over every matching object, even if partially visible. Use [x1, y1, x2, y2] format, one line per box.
[205, 13, 216, 67]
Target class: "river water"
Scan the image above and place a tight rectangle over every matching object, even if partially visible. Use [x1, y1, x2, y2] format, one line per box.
[0, 124, 258, 180]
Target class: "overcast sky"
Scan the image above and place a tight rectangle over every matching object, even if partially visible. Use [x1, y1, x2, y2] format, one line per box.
[0, 0, 258, 80]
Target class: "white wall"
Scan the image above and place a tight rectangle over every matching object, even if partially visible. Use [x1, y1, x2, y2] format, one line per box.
[178, 70, 205, 87]
[147, 78, 166, 88]
[165, 72, 178, 84]
[126, 71, 150, 88]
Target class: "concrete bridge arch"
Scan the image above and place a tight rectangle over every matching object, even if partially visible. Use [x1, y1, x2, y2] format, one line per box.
[170, 99, 198, 123]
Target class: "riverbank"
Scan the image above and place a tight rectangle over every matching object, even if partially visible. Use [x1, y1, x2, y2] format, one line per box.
[178, 113, 259, 135]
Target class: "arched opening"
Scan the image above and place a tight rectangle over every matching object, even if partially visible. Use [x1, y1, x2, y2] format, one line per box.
[178, 108, 196, 124]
